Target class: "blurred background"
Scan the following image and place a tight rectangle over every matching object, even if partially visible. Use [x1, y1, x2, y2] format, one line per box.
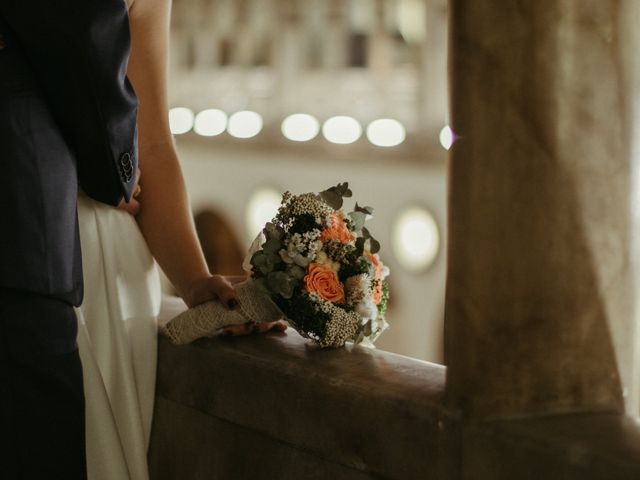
[165, 0, 449, 363]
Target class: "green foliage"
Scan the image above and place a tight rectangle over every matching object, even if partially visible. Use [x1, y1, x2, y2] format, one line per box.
[263, 222, 283, 241]
[354, 203, 374, 215]
[348, 211, 366, 232]
[355, 227, 380, 255]
[275, 290, 330, 340]
[362, 227, 381, 254]
[377, 281, 391, 316]
[319, 182, 352, 210]
[262, 237, 282, 255]
[250, 251, 282, 276]
[286, 264, 306, 280]
[266, 271, 296, 299]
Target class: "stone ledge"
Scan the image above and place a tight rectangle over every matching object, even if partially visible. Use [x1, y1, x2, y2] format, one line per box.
[464, 412, 640, 480]
[149, 330, 456, 479]
[149, 329, 640, 479]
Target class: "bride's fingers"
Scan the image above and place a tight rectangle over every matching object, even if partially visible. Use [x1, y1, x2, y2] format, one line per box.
[208, 275, 240, 309]
[221, 322, 254, 336]
[253, 320, 288, 334]
[118, 197, 141, 216]
[272, 320, 288, 332]
[220, 320, 287, 337]
[225, 275, 249, 285]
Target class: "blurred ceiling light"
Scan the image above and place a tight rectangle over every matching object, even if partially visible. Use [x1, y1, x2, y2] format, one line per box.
[246, 187, 282, 240]
[322, 116, 362, 145]
[281, 114, 320, 142]
[169, 107, 194, 135]
[228, 111, 264, 139]
[194, 109, 228, 137]
[397, 0, 427, 44]
[393, 207, 440, 272]
[366, 119, 406, 147]
[439, 125, 454, 150]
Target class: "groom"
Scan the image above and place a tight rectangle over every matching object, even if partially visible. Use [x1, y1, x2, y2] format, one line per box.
[0, 1, 139, 477]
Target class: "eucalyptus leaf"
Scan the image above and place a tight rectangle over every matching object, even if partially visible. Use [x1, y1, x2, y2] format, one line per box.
[262, 237, 282, 255]
[264, 222, 282, 240]
[355, 237, 366, 256]
[287, 264, 306, 280]
[250, 252, 266, 268]
[254, 277, 270, 294]
[348, 211, 366, 232]
[369, 237, 381, 254]
[354, 203, 374, 216]
[267, 271, 295, 299]
[252, 252, 282, 275]
[319, 191, 342, 210]
[319, 182, 352, 209]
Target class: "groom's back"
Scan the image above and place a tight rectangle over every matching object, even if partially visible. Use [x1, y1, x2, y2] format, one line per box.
[0, 19, 83, 305]
[0, 0, 140, 306]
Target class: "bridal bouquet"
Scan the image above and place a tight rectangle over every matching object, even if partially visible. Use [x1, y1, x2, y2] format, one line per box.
[244, 183, 390, 347]
[163, 183, 390, 348]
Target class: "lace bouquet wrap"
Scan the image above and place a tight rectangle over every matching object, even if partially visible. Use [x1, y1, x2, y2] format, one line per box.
[163, 182, 390, 348]
[162, 279, 282, 345]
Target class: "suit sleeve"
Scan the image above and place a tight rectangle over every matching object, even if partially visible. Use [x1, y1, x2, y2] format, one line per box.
[0, 0, 139, 205]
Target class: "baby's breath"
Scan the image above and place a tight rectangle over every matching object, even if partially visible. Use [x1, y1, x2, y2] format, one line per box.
[308, 293, 361, 347]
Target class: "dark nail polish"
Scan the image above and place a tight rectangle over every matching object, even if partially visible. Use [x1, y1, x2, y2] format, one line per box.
[227, 299, 238, 309]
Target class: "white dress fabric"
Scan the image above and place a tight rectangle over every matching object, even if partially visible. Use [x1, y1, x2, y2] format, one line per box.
[75, 194, 162, 480]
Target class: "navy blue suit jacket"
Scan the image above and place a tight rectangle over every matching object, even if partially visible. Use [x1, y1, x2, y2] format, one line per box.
[0, 0, 139, 306]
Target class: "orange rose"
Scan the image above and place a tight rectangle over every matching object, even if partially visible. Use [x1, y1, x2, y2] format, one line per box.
[371, 282, 383, 305]
[367, 252, 383, 280]
[304, 263, 345, 303]
[321, 213, 355, 244]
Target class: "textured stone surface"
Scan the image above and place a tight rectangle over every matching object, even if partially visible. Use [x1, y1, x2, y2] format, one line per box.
[149, 332, 457, 480]
[445, 0, 640, 417]
[149, 398, 377, 480]
[149, 333, 640, 480]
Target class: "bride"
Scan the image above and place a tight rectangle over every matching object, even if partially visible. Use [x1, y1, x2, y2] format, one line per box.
[75, 0, 286, 479]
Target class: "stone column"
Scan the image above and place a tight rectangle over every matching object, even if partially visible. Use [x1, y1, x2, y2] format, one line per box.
[368, 0, 392, 75]
[273, 0, 304, 115]
[418, 0, 449, 134]
[446, 0, 640, 418]
[324, 0, 348, 70]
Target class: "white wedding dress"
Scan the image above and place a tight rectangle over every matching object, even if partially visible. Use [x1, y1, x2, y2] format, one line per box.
[75, 194, 162, 480]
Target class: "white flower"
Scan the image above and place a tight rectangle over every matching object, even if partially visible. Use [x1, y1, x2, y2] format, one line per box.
[279, 244, 311, 267]
[315, 250, 340, 273]
[355, 297, 378, 322]
[316, 251, 329, 264]
[380, 264, 390, 280]
[345, 274, 371, 306]
[243, 232, 266, 272]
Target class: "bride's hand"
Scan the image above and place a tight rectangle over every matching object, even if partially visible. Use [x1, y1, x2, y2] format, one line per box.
[182, 275, 288, 336]
[216, 275, 288, 336]
[221, 320, 288, 337]
[118, 168, 142, 216]
[181, 274, 242, 309]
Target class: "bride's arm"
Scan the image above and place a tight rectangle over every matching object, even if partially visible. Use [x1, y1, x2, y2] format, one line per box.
[125, 0, 237, 310]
